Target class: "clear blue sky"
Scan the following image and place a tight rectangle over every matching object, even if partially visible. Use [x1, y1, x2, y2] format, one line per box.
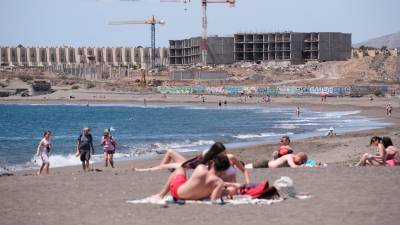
[1, 0, 399, 47]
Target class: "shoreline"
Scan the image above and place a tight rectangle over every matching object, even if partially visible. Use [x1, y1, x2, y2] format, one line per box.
[1, 95, 397, 174]
[1, 94, 400, 225]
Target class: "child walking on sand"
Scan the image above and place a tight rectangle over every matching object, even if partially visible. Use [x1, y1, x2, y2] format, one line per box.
[36, 130, 52, 175]
[101, 129, 116, 168]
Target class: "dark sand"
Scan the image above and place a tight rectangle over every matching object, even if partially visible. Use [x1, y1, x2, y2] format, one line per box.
[1, 95, 400, 225]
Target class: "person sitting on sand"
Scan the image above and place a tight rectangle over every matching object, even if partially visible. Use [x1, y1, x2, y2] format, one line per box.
[76, 127, 95, 172]
[156, 155, 231, 202]
[134, 142, 251, 184]
[272, 136, 293, 160]
[101, 129, 116, 168]
[356, 136, 386, 166]
[36, 130, 52, 175]
[382, 137, 400, 166]
[245, 152, 308, 169]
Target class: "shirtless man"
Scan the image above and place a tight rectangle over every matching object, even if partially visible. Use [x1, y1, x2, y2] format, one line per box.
[157, 155, 231, 202]
[246, 152, 308, 169]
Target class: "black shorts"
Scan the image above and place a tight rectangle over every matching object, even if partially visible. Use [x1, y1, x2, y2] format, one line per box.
[253, 159, 269, 168]
[80, 150, 91, 162]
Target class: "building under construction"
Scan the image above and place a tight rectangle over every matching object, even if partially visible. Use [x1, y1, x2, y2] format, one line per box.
[234, 32, 352, 64]
[169, 36, 234, 66]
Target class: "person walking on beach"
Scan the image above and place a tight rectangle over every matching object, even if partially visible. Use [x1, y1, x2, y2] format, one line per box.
[386, 104, 392, 117]
[218, 100, 222, 107]
[76, 127, 95, 172]
[36, 130, 52, 175]
[296, 107, 300, 117]
[101, 129, 116, 168]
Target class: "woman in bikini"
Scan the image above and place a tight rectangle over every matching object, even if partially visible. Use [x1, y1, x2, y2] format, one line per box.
[134, 142, 251, 184]
[356, 136, 386, 166]
[382, 137, 400, 166]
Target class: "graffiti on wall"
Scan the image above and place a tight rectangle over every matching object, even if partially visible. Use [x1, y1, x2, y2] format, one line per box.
[157, 85, 393, 96]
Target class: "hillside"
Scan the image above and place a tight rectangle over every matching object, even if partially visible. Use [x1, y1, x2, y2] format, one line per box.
[354, 32, 400, 49]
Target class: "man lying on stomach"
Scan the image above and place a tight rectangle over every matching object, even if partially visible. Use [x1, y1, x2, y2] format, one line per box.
[246, 152, 308, 169]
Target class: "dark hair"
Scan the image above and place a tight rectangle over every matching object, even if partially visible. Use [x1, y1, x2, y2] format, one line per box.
[370, 136, 382, 145]
[213, 155, 231, 172]
[281, 135, 290, 143]
[381, 137, 393, 149]
[201, 142, 226, 164]
[43, 130, 51, 137]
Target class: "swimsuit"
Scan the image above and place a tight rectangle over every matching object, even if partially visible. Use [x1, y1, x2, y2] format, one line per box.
[39, 138, 50, 164]
[169, 172, 187, 200]
[225, 165, 236, 177]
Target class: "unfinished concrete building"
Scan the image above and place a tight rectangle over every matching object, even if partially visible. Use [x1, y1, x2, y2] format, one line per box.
[169, 36, 234, 66]
[234, 32, 351, 64]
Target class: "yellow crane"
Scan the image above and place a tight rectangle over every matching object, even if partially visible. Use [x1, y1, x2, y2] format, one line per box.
[109, 15, 166, 69]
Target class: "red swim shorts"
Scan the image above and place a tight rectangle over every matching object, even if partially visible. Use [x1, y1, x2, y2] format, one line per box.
[170, 173, 187, 200]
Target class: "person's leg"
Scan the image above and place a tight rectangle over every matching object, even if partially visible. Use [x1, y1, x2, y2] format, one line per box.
[85, 160, 90, 171]
[356, 153, 370, 166]
[134, 149, 186, 171]
[104, 152, 108, 167]
[158, 167, 186, 199]
[109, 153, 114, 168]
[37, 163, 45, 175]
[160, 149, 186, 165]
[44, 163, 50, 174]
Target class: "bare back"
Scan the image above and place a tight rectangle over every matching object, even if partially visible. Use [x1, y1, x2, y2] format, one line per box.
[177, 165, 222, 200]
[268, 154, 296, 168]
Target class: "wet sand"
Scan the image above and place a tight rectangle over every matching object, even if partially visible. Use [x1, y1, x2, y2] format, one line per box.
[0, 93, 400, 225]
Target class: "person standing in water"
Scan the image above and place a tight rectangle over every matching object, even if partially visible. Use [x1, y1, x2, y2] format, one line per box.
[296, 107, 300, 117]
[101, 129, 116, 168]
[36, 130, 52, 175]
[76, 127, 95, 172]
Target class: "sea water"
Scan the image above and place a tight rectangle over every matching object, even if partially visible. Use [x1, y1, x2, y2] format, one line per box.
[0, 103, 390, 171]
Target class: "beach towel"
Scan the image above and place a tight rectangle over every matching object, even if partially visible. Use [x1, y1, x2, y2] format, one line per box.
[127, 177, 311, 206]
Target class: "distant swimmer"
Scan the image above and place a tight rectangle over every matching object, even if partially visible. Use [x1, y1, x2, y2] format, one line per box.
[327, 127, 335, 136]
[218, 100, 222, 107]
[296, 107, 300, 117]
[386, 104, 392, 117]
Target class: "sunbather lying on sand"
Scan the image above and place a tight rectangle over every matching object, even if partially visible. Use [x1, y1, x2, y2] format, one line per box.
[155, 155, 231, 202]
[245, 152, 308, 169]
[134, 142, 251, 183]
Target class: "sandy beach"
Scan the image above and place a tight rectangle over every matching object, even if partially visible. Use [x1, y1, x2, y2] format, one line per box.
[1, 93, 400, 225]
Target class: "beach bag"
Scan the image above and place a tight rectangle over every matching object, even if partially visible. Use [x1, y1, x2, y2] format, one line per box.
[239, 180, 278, 199]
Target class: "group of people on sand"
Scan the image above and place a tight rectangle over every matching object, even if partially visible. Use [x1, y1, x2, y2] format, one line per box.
[36, 127, 116, 175]
[356, 136, 400, 166]
[133, 136, 309, 202]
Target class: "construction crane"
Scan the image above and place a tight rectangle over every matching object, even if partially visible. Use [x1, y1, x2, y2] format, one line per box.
[109, 15, 165, 69]
[161, 0, 235, 66]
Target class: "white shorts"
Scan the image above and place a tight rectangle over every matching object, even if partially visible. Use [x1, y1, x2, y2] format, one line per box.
[40, 152, 50, 164]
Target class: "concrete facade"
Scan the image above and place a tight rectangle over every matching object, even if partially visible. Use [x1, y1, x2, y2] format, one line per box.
[0, 47, 169, 68]
[169, 36, 234, 66]
[234, 32, 352, 64]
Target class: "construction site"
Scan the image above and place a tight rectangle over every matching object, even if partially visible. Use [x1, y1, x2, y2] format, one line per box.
[0, 0, 399, 97]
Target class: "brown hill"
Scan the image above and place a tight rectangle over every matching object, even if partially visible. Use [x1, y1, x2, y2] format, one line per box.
[354, 32, 400, 49]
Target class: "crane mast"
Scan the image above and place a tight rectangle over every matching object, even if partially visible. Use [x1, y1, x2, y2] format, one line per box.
[109, 15, 165, 69]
